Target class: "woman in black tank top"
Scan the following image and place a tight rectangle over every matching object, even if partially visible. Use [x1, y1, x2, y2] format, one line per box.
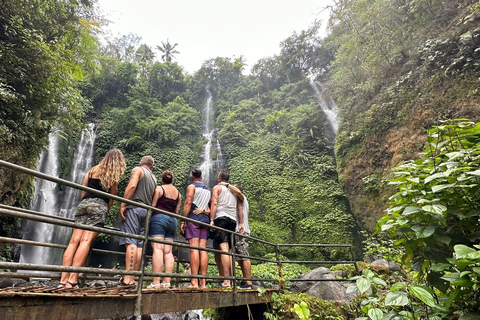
[59, 149, 126, 289]
[147, 170, 182, 289]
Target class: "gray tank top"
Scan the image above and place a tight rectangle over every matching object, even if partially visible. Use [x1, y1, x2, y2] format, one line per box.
[216, 185, 238, 221]
[126, 166, 157, 208]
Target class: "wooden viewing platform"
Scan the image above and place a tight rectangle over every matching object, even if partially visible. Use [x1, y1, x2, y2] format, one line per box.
[0, 285, 277, 319]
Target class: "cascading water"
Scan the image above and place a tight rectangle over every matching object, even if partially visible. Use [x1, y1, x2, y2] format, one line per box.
[20, 124, 97, 266]
[20, 130, 61, 266]
[310, 81, 338, 140]
[199, 91, 226, 188]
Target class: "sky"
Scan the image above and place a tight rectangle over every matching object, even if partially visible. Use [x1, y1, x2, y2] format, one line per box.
[96, 0, 334, 74]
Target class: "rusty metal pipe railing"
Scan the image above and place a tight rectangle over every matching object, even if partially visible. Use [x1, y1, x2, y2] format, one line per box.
[275, 243, 353, 248]
[280, 260, 356, 264]
[0, 158, 359, 313]
[0, 160, 275, 242]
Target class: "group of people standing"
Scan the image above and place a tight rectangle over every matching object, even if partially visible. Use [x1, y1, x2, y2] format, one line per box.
[58, 151, 252, 290]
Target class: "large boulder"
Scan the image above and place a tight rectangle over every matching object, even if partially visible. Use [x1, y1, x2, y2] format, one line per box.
[0, 278, 27, 288]
[289, 267, 357, 303]
[370, 259, 405, 275]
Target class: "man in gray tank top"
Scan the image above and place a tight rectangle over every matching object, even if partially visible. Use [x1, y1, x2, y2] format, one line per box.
[119, 156, 157, 286]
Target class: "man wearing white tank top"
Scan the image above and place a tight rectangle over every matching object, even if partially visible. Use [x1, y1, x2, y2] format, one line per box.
[210, 170, 244, 288]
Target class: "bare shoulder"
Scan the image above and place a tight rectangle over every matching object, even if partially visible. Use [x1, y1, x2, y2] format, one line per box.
[212, 185, 222, 194]
[131, 166, 144, 178]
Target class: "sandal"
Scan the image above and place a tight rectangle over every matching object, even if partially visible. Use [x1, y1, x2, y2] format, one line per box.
[160, 283, 171, 288]
[66, 281, 79, 289]
[147, 283, 162, 289]
[57, 282, 67, 290]
[119, 280, 135, 287]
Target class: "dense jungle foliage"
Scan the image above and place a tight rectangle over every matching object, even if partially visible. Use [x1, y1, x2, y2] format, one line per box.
[323, 0, 480, 231]
[0, 0, 359, 262]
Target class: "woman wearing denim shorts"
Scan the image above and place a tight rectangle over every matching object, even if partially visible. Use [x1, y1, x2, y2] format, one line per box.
[148, 170, 181, 289]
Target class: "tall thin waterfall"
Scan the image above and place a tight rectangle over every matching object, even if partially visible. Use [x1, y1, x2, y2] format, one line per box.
[20, 124, 97, 266]
[311, 81, 338, 138]
[20, 130, 61, 266]
[199, 92, 226, 189]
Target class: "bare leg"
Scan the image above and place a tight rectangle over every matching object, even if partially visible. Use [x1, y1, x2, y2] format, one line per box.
[239, 260, 252, 285]
[198, 238, 208, 288]
[188, 238, 200, 287]
[151, 237, 165, 284]
[219, 242, 232, 286]
[123, 243, 138, 284]
[60, 228, 84, 285]
[66, 230, 99, 286]
[162, 239, 174, 284]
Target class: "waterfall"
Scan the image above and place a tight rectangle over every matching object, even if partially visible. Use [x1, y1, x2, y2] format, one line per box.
[20, 124, 97, 267]
[20, 130, 61, 266]
[199, 92, 226, 189]
[310, 81, 338, 138]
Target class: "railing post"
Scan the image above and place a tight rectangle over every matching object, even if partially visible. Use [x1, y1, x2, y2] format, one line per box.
[134, 208, 152, 316]
[175, 246, 180, 288]
[275, 245, 284, 289]
[231, 232, 238, 306]
[350, 245, 359, 275]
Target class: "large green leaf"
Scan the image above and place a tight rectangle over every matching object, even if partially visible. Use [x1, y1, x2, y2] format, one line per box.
[431, 183, 456, 193]
[372, 277, 387, 287]
[412, 225, 435, 238]
[390, 282, 407, 291]
[385, 291, 409, 306]
[431, 263, 451, 272]
[467, 170, 480, 177]
[408, 285, 436, 307]
[402, 206, 421, 216]
[357, 278, 371, 294]
[346, 284, 359, 293]
[425, 172, 446, 183]
[441, 273, 474, 286]
[421, 204, 447, 214]
[454, 245, 480, 260]
[367, 308, 383, 320]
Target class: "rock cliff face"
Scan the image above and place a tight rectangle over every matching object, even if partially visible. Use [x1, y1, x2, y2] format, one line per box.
[328, 2, 480, 231]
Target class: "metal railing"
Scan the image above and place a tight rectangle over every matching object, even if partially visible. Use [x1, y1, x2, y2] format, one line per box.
[0, 159, 358, 314]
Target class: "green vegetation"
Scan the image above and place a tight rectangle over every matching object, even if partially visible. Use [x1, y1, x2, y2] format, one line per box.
[322, 0, 480, 231]
[0, 0, 98, 245]
[345, 121, 480, 319]
[2, 0, 480, 317]
[264, 291, 344, 320]
[194, 56, 359, 261]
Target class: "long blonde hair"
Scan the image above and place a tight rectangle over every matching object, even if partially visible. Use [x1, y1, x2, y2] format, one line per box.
[93, 149, 126, 190]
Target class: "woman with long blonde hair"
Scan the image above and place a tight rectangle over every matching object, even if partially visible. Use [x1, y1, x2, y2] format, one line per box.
[59, 148, 126, 289]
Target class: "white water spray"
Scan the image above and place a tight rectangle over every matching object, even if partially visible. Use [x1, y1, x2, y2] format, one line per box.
[311, 81, 338, 136]
[199, 92, 226, 189]
[20, 124, 97, 266]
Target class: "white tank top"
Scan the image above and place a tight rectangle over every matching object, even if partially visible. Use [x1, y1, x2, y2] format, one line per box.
[216, 185, 238, 221]
[192, 182, 210, 210]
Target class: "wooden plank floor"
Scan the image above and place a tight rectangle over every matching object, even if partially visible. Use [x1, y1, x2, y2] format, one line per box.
[0, 285, 276, 320]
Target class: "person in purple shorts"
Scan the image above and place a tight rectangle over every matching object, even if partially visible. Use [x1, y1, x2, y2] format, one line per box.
[180, 168, 210, 288]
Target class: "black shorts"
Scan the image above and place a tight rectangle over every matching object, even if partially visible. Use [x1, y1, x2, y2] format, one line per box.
[211, 216, 236, 249]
